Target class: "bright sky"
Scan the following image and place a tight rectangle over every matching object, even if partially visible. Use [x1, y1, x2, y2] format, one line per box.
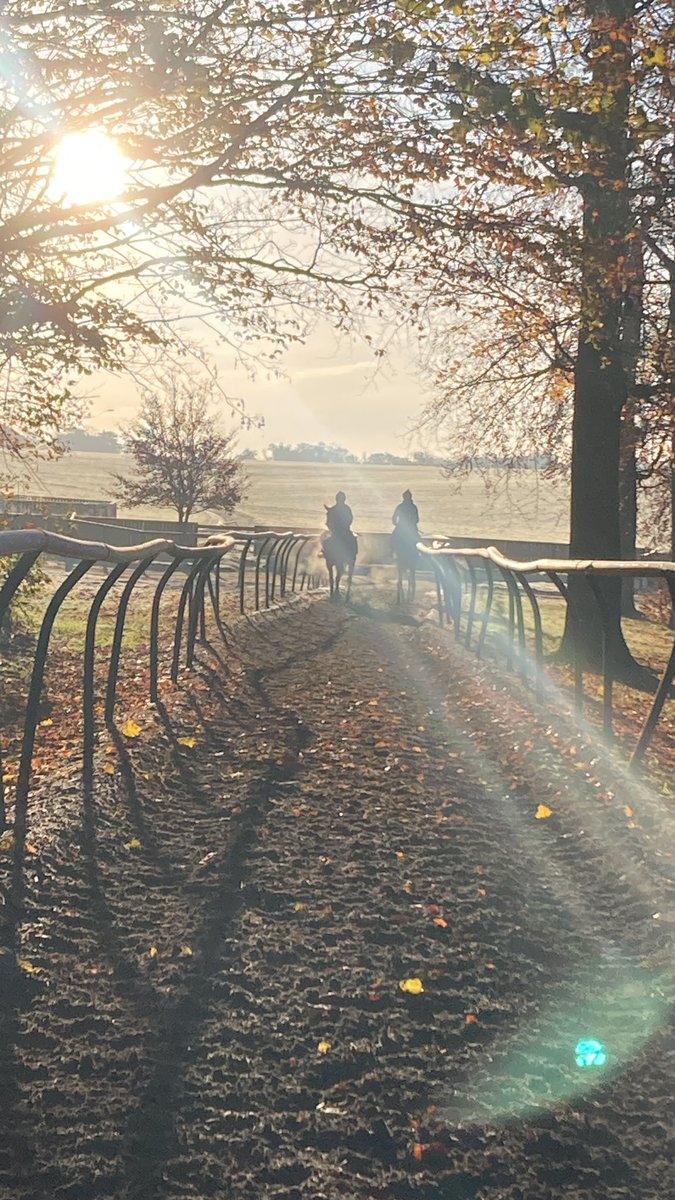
[87, 319, 435, 455]
[44, 130, 435, 455]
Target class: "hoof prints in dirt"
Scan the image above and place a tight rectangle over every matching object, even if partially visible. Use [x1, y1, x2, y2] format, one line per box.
[1, 599, 674, 1200]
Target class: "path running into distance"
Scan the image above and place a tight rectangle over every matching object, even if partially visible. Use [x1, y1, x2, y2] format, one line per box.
[1, 592, 673, 1200]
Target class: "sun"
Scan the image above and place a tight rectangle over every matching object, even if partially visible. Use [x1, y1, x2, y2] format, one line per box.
[50, 130, 127, 206]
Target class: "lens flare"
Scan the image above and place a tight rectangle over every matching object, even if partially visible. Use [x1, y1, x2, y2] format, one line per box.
[575, 1038, 608, 1068]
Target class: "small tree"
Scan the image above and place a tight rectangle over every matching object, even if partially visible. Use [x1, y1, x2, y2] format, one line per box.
[114, 379, 245, 524]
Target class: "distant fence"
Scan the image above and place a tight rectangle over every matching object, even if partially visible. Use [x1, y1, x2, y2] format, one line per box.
[1, 495, 116, 518]
[419, 542, 675, 769]
[0, 527, 324, 838]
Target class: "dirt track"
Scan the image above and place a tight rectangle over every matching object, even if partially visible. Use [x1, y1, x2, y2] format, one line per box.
[1, 594, 674, 1200]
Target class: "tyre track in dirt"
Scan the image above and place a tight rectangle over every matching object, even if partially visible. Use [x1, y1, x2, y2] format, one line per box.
[1, 594, 674, 1199]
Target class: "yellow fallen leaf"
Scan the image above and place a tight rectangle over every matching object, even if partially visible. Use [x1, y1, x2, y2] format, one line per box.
[180, 944, 193, 956]
[399, 977, 425, 995]
[535, 804, 553, 820]
[121, 719, 142, 739]
[0, 831, 16, 852]
[124, 837, 142, 850]
[317, 1040, 332, 1054]
[19, 960, 44, 975]
[103, 763, 116, 775]
[39, 718, 53, 728]
[178, 736, 198, 748]
[149, 946, 158, 958]
[294, 902, 308, 911]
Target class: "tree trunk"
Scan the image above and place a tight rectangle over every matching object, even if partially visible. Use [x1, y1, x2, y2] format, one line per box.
[561, 333, 634, 670]
[559, 0, 639, 674]
[619, 238, 645, 618]
[619, 411, 641, 618]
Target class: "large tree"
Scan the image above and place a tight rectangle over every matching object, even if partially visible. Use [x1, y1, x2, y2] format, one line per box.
[378, 0, 673, 670]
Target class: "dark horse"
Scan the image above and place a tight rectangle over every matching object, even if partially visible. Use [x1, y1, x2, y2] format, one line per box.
[392, 529, 419, 604]
[321, 529, 357, 600]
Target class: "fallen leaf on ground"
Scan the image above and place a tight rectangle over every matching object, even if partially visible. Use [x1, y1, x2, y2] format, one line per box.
[178, 736, 198, 748]
[0, 832, 16, 852]
[180, 944, 193, 956]
[103, 763, 116, 775]
[466, 1013, 478, 1024]
[535, 804, 553, 819]
[121, 719, 142, 739]
[399, 977, 425, 995]
[19, 961, 44, 975]
[124, 837, 142, 850]
[317, 1040, 332, 1053]
[433, 917, 448, 928]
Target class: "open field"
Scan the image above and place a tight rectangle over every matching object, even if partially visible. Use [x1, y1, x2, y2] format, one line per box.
[16, 452, 571, 539]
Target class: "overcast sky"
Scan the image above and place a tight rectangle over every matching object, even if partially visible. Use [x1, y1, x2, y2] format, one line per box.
[87, 319, 436, 455]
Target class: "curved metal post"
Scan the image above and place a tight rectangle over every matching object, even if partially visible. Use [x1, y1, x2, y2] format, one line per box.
[476, 558, 495, 658]
[278, 534, 298, 598]
[238, 537, 254, 614]
[290, 537, 309, 594]
[13, 560, 95, 845]
[516, 571, 544, 700]
[254, 535, 275, 612]
[187, 556, 217, 667]
[587, 576, 614, 739]
[463, 556, 479, 650]
[205, 566, 230, 645]
[631, 575, 675, 765]
[547, 570, 584, 715]
[83, 562, 129, 771]
[171, 559, 203, 683]
[442, 556, 464, 638]
[0, 552, 41, 827]
[150, 558, 183, 703]
[269, 534, 294, 603]
[494, 564, 514, 672]
[105, 555, 159, 723]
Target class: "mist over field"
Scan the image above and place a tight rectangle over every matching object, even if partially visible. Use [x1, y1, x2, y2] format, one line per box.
[20, 452, 570, 540]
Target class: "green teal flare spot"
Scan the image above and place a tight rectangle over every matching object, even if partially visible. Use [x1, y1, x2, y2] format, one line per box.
[575, 1038, 607, 1068]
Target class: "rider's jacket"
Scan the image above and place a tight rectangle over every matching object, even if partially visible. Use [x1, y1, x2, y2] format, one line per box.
[392, 500, 419, 540]
[326, 503, 354, 536]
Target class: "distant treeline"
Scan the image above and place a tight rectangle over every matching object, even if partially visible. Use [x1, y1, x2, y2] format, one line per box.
[63, 428, 121, 452]
[259, 443, 550, 468]
[64, 430, 550, 471]
[262, 442, 445, 465]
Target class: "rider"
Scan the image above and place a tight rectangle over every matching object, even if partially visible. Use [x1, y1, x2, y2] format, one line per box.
[391, 489, 420, 549]
[325, 490, 355, 545]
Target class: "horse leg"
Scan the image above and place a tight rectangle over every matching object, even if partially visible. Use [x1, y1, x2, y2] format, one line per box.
[345, 560, 354, 602]
[396, 561, 403, 605]
[335, 562, 343, 597]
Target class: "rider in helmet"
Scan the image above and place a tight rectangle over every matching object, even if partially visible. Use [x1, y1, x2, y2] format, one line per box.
[325, 490, 354, 539]
[391, 489, 420, 549]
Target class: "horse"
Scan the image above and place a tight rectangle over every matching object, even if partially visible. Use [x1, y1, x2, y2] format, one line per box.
[321, 530, 357, 600]
[392, 530, 419, 604]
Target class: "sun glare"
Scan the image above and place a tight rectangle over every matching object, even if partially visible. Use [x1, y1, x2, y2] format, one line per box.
[50, 130, 127, 206]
